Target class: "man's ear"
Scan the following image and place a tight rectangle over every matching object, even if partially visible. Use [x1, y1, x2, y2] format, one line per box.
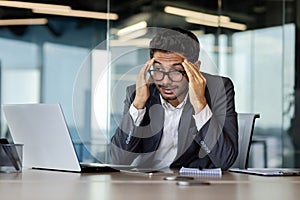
[194, 60, 201, 70]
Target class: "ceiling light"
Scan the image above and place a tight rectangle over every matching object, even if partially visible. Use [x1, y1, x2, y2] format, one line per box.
[185, 17, 219, 27]
[185, 17, 247, 31]
[221, 21, 247, 31]
[0, 1, 118, 20]
[118, 28, 148, 41]
[164, 6, 247, 31]
[33, 9, 118, 20]
[110, 38, 151, 47]
[0, 1, 71, 11]
[117, 21, 147, 36]
[0, 18, 48, 26]
[164, 6, 230, 23]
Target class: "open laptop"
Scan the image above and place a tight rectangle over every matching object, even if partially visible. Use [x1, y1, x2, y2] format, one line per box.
[2, 103, 133, 173]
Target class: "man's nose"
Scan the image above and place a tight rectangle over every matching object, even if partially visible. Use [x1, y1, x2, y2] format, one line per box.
[161, 73, 173, 84]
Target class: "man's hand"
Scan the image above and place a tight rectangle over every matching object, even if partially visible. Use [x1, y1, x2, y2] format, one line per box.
[182, 59, 207, 114]
[132, 58, 154, 109]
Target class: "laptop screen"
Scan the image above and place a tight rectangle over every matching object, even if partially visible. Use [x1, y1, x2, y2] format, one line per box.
[3, 104, 81, 172]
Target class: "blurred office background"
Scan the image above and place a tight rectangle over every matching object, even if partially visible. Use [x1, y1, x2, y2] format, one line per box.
[0, 0, 298, 168]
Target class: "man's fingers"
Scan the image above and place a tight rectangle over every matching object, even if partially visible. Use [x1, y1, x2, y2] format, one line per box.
[137, 58, 154, 83]
[182, 60, 206, 89]
[143, 58, 154, 73]
[182, 60, 201, 81]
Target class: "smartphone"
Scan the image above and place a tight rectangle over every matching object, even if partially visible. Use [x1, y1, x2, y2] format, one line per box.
[176, 180, 210, 186]
[163, 176, 194, 181]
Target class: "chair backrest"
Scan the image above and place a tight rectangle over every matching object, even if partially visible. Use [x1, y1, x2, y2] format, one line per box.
[230, 113, 260, 169]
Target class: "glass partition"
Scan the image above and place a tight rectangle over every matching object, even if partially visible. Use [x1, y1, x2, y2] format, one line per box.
[0, 0, 296, 167]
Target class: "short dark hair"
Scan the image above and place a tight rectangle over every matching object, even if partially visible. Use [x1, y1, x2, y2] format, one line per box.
[149, 27, 200, 62]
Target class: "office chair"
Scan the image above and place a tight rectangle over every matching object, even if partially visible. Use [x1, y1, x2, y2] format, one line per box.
[230, 113, 260, 169]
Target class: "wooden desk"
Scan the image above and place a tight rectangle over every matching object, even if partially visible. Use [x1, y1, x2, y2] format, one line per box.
[0, 169, 300, 200]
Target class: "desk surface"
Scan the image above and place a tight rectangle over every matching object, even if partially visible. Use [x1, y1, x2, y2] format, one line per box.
[1, 169, 300, 200]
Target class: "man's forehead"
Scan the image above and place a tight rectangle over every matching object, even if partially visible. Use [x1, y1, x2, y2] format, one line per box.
[153, 51, 186, 61]
[152, 56, 184, 70]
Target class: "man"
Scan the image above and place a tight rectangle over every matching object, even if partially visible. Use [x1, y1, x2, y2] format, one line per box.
[110, 27, 238, 170]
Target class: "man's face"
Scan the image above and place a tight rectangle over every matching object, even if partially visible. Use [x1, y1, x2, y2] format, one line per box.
[151, 51, 189, 105]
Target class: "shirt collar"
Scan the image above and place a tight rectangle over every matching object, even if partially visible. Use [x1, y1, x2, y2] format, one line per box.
[160, 93, 188, 110]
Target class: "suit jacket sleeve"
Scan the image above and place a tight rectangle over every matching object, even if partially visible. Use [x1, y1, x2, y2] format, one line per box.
[110, 85, 141, 164]
[172, 75, 238, 170]
[200, 76, 238, 169]
[110, 85, 163, 165]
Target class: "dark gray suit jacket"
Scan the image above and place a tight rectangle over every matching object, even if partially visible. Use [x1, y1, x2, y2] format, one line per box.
[110, 72, 238, 170]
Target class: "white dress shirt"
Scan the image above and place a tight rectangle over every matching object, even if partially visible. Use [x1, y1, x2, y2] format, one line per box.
[129, 94, 212, 168]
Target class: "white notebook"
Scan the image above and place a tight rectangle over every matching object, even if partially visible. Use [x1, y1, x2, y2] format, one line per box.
[179, 167, 222, 177]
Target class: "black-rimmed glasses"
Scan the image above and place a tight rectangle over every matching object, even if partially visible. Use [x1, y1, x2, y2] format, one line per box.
[148, 69, 186, 82]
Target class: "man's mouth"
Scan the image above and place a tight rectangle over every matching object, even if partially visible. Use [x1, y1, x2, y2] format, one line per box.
[159, 85, 177, 94]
